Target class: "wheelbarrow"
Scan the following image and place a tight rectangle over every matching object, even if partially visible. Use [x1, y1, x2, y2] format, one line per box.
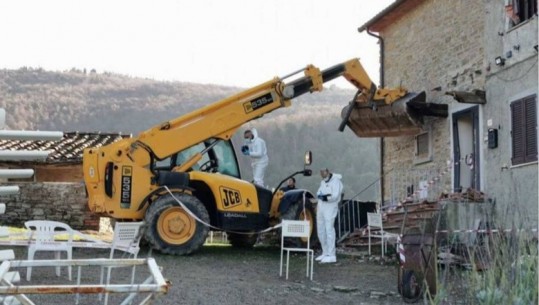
[397, 225, 438, 303]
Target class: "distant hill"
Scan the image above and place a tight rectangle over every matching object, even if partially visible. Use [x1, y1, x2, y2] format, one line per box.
[0, 67, 380, 201]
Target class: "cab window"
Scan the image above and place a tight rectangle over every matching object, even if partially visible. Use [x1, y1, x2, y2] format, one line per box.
[212, 140, 240, 178]
[176, 142, 210, 171]
[154, 157, 172, 170]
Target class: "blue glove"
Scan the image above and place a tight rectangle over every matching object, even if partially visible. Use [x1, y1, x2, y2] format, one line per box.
[317, 194, 329, 201]
[241, 145, 250, 155]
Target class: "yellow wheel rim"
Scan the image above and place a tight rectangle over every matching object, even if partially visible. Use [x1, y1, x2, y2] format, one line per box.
[299, 209, 314, 243]
[157, 206, 196, 245]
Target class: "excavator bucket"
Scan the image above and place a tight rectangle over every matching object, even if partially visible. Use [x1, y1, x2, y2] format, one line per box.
[342, 91, 427, 137]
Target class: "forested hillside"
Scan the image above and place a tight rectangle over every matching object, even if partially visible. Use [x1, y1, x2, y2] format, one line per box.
[0, 67, 380, 201]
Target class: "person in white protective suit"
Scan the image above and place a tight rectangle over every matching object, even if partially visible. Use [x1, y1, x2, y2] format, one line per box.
[315, 168, 343, 264]
[241, 129, 269, 186]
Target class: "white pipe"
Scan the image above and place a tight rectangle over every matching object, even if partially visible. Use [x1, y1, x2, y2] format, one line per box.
[0, 169, 34, 179]
[0, 130, 63, 141]
[0, 109, 5, 129]
[0, 150, 50, 161]
[0, 186, 19, 195]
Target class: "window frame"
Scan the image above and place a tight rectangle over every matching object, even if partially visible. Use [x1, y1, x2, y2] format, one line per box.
[413, 126, 433, 165]
[505, 0, 537, 29]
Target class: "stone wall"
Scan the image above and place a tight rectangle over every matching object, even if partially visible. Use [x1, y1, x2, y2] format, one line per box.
[378, 0, 486, 203]
[0, 182, 99, 230]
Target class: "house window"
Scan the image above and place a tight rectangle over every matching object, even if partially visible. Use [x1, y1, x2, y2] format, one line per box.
[414, 129, 432, 165]
[506, 0, 537, 27]
[511, 95, 537, 165]
[416, 133, 429, 155]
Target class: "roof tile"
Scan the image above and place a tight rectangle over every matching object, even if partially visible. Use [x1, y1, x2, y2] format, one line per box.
[0, 132, 130, 163]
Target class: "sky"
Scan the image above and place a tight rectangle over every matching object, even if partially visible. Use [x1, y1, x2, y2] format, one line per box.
[0, 0, 394, 88]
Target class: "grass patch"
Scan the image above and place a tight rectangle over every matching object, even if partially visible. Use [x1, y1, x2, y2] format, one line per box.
[429, 230, 538, 305]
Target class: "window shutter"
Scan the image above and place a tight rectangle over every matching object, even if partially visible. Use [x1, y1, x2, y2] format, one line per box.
[524, 96, 537, 162]
[511, 100, 525, 165]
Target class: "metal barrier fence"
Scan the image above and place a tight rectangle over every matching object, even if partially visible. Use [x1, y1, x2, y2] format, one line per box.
[386, 167, 449, 208]
[335, 200, 376, 242]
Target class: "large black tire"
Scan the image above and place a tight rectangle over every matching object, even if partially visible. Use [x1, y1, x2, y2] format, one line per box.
[227, 232, 258, 248]
[401, 269, 424, 303]
[281, 201, 318, 247]
[145, 193, 210, 255]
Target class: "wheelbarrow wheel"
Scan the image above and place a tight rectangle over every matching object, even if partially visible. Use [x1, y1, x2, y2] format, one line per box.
[401, 269, 423, 303]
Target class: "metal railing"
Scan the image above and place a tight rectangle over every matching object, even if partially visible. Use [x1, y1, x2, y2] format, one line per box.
[386, 167, 449, 208]
[336, 200, 376, 243]
[2, 258, 169, 305]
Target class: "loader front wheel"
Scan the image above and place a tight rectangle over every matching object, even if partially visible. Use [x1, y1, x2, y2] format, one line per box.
[227, 232, 258, 248]
[145, 193, 209, 255]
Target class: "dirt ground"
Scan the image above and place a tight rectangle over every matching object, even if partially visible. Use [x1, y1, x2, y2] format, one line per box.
[2, 244, 410, 305]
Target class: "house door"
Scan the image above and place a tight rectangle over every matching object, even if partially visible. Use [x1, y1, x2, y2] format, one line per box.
[452, 106, 480, 192]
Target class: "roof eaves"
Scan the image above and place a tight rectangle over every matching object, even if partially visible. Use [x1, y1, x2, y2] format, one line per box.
[358, 0, 420, 33]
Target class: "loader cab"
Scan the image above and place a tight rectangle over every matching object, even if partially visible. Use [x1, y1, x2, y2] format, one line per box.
[154, 139, 241, 178]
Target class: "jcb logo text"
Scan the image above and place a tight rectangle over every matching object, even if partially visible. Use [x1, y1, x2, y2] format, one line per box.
[220, 187, 242, 209]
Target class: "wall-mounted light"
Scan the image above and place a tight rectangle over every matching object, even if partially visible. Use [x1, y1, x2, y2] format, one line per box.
[495, 56, 505, 66]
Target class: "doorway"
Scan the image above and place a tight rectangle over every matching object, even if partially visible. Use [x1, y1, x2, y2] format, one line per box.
[452, 106, 480, 192]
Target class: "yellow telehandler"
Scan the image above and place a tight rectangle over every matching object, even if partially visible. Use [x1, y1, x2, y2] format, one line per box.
[83, 58, 426, 255]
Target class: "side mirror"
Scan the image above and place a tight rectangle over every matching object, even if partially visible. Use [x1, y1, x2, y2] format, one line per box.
[304, 151, 312, 166]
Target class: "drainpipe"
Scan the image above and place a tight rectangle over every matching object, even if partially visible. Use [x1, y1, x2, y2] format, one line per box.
[365, 28, 386, 205]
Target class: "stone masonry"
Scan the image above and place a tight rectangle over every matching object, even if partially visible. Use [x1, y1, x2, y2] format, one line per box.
[0, 182, 99, 230]
[378, 0, 486, 203]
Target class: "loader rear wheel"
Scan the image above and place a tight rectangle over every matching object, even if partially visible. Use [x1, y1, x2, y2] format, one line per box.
[145, 193, 209, 255]
[281, 201, 317, 247]
[227, 232, 258, 248]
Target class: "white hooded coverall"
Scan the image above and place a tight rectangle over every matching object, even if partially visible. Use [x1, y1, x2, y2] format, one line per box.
[246, 129, 268, 186]
[316, 173, 343, 259]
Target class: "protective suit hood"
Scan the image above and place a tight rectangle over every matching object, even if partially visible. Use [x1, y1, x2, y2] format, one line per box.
[325, 173, 342, 182]
[250, 128, 259, 139]
[318, 172, 343, 205]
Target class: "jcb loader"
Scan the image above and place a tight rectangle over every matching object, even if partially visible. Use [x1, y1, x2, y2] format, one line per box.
[83, 58, 426, 255]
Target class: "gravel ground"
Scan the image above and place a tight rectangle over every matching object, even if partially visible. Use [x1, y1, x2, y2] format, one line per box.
[2, 245, 410, 305]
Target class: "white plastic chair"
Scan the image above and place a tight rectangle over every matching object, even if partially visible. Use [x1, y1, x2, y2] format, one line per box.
[100, 221, 144, 305]
[367, 212, 398, 258]
[24, 220, 74, 281]
[279, 220, 313, 280]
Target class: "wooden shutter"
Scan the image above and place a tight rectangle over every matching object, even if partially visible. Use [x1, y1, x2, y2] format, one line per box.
[511, 95, 538, 165]
[524, 96, 537, 162]
[511, 99, 525, 165]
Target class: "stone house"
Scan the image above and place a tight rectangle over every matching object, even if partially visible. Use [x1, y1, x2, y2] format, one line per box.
[358, 0, 537, 227]
[0, 132, 130, 230]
